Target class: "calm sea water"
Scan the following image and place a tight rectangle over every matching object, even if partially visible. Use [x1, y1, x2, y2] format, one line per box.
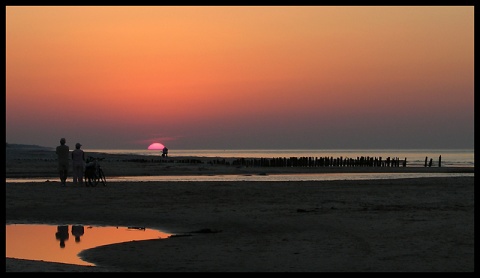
[86, 149, 474, 168]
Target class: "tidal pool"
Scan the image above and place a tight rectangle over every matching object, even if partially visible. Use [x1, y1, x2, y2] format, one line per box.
[5, 224, 171, 266]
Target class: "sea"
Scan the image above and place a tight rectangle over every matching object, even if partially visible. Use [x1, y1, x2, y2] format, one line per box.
[86, 148, 474, 168]
[6, 149, 474, 183]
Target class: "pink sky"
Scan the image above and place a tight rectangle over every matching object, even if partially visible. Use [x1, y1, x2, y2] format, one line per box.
[6, 6, 474, 149]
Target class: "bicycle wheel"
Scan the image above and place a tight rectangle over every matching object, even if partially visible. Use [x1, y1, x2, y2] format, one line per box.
[98, 168, 107, 186]
[88, 175, 98, 187]
[85, 168, 97, 187]
[90, 170, 102, 187]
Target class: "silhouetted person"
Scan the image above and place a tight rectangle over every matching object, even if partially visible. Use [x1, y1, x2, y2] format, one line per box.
[439, 155, 442, 167]
[424, 156, 428, 167]
[55, 225, 69, 248]
[429, 158, 433, 167]
[71, 143, 85, 185]
[71, 225, 85, 243]
[56, 138, 70, 186]
[162, 147, 168, 157]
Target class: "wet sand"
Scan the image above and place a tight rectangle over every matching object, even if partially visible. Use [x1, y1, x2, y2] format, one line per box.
[5, 148, 475, 272]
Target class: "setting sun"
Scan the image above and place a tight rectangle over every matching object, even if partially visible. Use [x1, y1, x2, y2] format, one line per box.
[147, 143, 165, 150]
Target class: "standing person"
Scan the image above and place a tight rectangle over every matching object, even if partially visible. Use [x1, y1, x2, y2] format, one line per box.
[71, 143, 85, 185]
[56, 138, 70, 186]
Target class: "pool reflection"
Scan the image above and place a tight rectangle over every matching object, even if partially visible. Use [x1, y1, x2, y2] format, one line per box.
[6, 224, 171, 266]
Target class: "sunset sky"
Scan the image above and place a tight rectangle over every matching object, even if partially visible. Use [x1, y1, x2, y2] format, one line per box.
[6, 6, 474, 150]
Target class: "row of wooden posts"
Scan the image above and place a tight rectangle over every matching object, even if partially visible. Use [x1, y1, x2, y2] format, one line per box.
[211, 155, 443, 168]
[124, 155, 443, 168]
[425, 155, 442, 167]
[229, 156, 407, 168]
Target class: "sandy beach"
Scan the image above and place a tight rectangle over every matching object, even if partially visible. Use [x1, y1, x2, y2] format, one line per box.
[5, 148, 475, 272]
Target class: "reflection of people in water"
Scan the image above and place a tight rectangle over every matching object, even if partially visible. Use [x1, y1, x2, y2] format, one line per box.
[55, 225, 69, 248]
[71, 225, 85, 243]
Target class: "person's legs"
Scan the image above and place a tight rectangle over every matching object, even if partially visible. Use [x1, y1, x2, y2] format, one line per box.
[59, 164, 68, 186]
[72, 170, 77, 184]
[59, 170, 64, 186]
[73, 165, 84, 184]
[63, 170, 67, 185]
[79, 166, 84, 183]
[59, 170, 67, 186]
[72, 165, 79, 184]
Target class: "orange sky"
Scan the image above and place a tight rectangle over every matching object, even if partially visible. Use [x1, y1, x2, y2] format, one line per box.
[5, 6, 474, 149]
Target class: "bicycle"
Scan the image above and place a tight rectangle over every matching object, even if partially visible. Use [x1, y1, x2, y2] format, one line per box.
[84, 156, 107, 187]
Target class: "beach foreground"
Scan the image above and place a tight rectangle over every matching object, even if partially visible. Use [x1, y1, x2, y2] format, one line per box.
[6, 177, 474, 272]
[5, 149, 474, 272]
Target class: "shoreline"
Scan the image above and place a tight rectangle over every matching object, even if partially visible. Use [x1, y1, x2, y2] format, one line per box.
[6, 148, 473, 179]
[5, 171, 475, 185]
